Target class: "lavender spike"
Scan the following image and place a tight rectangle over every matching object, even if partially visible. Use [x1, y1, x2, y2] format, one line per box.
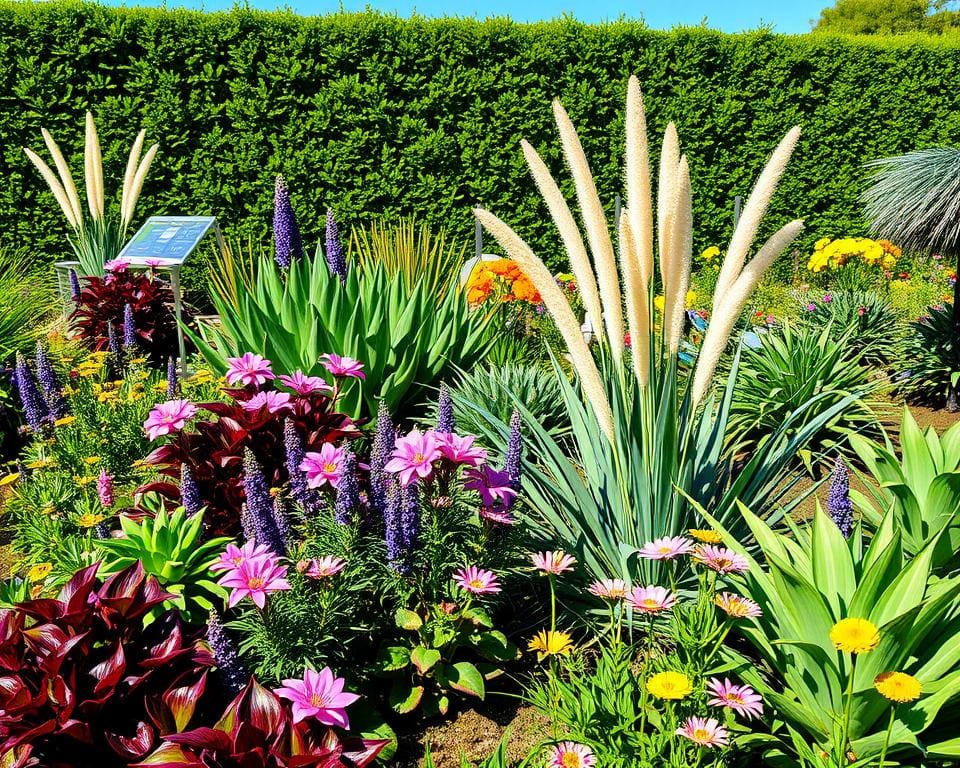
[273, 175, 304, 269]
[827, 456, 854, 538]
[242, 448, 286, 555]
[436, 384, 454, 434]
[180, 463, 202, 517]
[122, 303, 136, 349]
[325, 209, 347, 282]
[334, 448, 358, 526]
[14, 353, 48, 431]
[35, 342, 67, 419]
[166, 357, 178, 399]
[207, 609, 249, 695]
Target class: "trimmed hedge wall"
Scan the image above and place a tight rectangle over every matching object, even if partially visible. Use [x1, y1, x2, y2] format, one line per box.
[3, 2, 960, 274]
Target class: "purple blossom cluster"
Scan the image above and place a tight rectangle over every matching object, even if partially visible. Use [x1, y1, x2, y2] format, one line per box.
[273, 175, 305, 269]
[827, 456, 854, 538]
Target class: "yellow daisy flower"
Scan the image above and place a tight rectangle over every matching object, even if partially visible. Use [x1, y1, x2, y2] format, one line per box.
[831, 618, 880, 654]
[76, 512, 105, 529]
[26, 562, 53, 582]
[688, 528, 723, 544]
[701, 245, 721, 261]
[527, 630, 574, 661]
[646, 671, 693, 700]
[874, 672, 921, 703]
[82, 456, 102, 466]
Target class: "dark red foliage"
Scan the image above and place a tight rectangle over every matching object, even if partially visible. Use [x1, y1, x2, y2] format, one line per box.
[141, 388, 359, 536]
[0, 562, 213, 768]
[70, 270, 192, 368]
[132, 678, 387, 768]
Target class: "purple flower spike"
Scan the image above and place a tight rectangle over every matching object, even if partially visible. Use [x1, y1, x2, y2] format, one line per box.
[827, 456, 854, 538]
[400, 483, 420, 554]
[207, 609, 248, 695]
[122, 303, 136, 349]
[284, 419, 320, 514]
[334, 448, 358, 526]
[436, 384, 454, 434]
[242, 448, 286, 555]
[97, 470, 114, 508]
[35, 342, 67, 419]
[369, 400, 394, 516]
[107, 323, 121, 362]
[505, 408, 522, 494]
[69, 268, 81, 301]
[384, 480, 406, 574]
[166, 357, 178, 399]
[325, 209, 347, 283]
[273, 175, 304, 269]
[180, 463, 202, 517]
[14, 352, 48, 431]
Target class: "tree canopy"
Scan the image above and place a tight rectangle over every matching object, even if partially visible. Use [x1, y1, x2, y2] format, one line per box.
[813, 0, 960, 34]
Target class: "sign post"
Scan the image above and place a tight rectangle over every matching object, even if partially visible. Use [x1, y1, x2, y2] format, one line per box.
[116, 216, 225, 375]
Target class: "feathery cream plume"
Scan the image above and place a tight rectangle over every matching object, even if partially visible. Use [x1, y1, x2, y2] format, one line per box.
[625, 76, 654, 290]
[552, 100, 625, 362]
[41, 128, 82, 227]
[657, 123, 680, 289]
[663, 157, 693, 354]
[120, 130, 146, 229]
[691, 219, 804, 404]
[122, 143, 158, 227]
[713, 126, 801, 305]
[521, 139, 604, 337]
[23, 147, 79, 230]
[618, 211, 651, 386]
[474, 207, 614, 440]
[84, 112, 104, 220]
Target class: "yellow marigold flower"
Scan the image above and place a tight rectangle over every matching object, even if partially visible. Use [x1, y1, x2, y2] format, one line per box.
[700, 246, 721, 261]
[527, 630, 574, 661]
[688, 528, 723, 544]
[0, 473, 19, 487]
[76, 512, 105, 529]
[26, 562, 52, 582]
[831, 618, 880, 654]
[646, 671, 693, 700]
[814, 237, 831, 250]
[82, 456, 102, 466]
[874, 672, 921, 703]
[53, 415, 76, 427]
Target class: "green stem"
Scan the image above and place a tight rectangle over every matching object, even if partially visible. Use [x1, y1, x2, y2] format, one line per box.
[840, 654, 857, 762]
[877, 706, 896, 768]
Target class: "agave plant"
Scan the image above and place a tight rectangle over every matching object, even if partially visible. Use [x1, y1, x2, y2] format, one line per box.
[0, 561, 212, 767]
[466, 76, 853, 587]
[862, 147, 960, 409]
[703, 504, 960, 765]
[896, 302, 960, 407]
[24, 111, 158, 276]
[796, 289, 902, 368]
[187, 253, 489, 420]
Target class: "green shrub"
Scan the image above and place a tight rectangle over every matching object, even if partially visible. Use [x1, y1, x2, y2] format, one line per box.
[796, 289, 903, 366]
[896, 302, 960, 406]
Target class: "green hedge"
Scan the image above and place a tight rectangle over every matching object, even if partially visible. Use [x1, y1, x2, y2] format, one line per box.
[3, 2, 960, 276]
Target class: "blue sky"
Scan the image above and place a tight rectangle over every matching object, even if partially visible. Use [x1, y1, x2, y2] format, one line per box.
[99, 0, 828, 33]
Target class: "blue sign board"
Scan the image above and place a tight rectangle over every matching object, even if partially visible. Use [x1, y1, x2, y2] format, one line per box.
[117, 216, 217, 265]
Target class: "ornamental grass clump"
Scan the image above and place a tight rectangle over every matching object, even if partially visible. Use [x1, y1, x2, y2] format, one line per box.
[468, 75, 845, 587]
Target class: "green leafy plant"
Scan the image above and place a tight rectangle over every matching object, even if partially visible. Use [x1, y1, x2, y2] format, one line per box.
[0, 248, 55, 363]
[796, 289, 903, 367]
[849, 407, 960, 565]
[96, 504, 230, 624]
[188, 253, 490, 419]
[727, 324, 883, 460]
[896, 302, 960, 407]
[704, 504, 960, 766]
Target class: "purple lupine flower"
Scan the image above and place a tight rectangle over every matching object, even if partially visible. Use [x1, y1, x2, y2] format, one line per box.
[107, 323, 121, 361]
[325, 209, 347, 282]
[167, 357, 178, 399]
[97, 470, 114, 508]
[207, 609, 248, 695]
[180, 463, 202, 516]
[369, 400, 394, 516]
[505, 408, 522, 494]
[122, 303, 136, 349]
[69, 268, 81, 301]
[436, 384, 454, 434]
[384, 480, 406, 573]
[35, 342, 67, 419]
[399, 483, 420, 554]
[827, 456, 854, 538]
[273, 175, 304, 269]
[284, 419, 320, 514]
[14, 353, 48, 431]
[334, 448, 358, 526]
[272, 496, 292, 548]
[242, 448, 286, 555]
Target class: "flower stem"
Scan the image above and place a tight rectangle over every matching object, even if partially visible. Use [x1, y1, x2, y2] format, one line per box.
[877, 706, 896, 768]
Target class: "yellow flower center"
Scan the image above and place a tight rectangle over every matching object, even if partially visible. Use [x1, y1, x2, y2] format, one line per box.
[247, 577, 265, 589]
[641, 599, 659, 608]
[323, 463, 337, 473]
[310, 693, 328, 708]
[468, 579, 485, 589]
[561, 754, 581, 768]
[414, 453, 425, 463]
[693, 728, 708, 739]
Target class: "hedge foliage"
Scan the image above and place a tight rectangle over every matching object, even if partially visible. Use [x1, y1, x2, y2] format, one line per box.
[3, 2, 960, 275]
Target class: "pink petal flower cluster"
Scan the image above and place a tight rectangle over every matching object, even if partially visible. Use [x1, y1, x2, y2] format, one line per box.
[225, 352, 275, 388]
[531, 551, 576, 575]
[479, 506, 517, 525]
[215, 541, 291, 609]
[464, 465, 517, 507]
[384, 429, 443, 486]
[714, 592, 762, 619]
[303, 555, 347, 579]
[240, 390, 292, 414]
[587, 579, 628, 600]
[453, 565, 501, 595]
[675, 716, 729, 747]
[300, 443, 347, 489]
[626, 585, 677, 614]
[144, 399, 198, 441]
[706, 678, 763, 720]
[548, 742, 596, 768]
[279, 370, 332, 395]
[103, 257, 130, 272]
[211, 541, 273, 574]
[437, 433, 487, 467]
[693, 545, 750, 575]
[637, 536, 694, 560]
[275, 667, 360, 727]
[319, 353, 365, 379]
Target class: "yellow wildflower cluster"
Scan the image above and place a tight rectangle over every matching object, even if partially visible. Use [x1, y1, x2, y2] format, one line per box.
[701, 246, 721, 262]
[653, 291, 698, 314]
[646, 671, 693, 700]
[807, 237, 901, 273]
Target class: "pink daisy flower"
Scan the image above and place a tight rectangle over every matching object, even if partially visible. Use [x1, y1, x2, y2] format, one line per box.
[103, 257, 130, 272]
[319, 353, 365, 379]
[436, 432, 488, 467]
[626, 585, 677, 614]
[300, 443, 347, 489]
[225, 352, 274, 388]
[588, 579, 628, 600]
[714, 592, 762, 618]
[383, 429, 442, 486]
[530, 551, 576, 575]
[637, 536, 694, 560]
[240, 390, 292, 414]
[464, 465, 517, 507]
[217, 552, 290, 609]
[479, 506, 517, 525]
[548, 742, 596, 768]
[453, 565, 501, 595]
[707, 678, 764, 720]
[275, 667, 359, 728]
[675, 716, 729, 748]
[693, 545, 750, 575]
[279, 370, 333, 395]
[143, 399, 198, 441]
[304, 555, 347, 579]
[210, 540, 273, 573]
